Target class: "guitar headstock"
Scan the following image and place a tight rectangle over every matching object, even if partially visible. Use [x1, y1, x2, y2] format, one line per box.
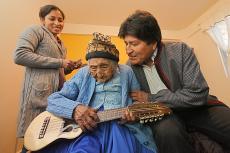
[127, 102, 172, 124]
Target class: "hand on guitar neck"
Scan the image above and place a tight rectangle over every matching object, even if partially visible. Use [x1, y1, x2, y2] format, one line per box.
[73, 104, 140, 131]
[73, 105, 99, 132]
[120, 101, 168, 124]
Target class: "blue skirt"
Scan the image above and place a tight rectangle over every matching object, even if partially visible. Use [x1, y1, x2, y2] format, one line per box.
[36, 121, 155, 153]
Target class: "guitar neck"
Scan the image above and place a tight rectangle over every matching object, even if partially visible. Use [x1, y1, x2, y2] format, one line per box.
[97, 107, 126, 123]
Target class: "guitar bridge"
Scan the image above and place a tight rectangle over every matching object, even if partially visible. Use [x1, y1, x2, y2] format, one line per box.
[38, 116, 50, 139]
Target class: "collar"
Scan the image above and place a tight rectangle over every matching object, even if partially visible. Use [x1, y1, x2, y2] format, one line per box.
[142, 48, 158, 67]
[151, 48, 158, 61]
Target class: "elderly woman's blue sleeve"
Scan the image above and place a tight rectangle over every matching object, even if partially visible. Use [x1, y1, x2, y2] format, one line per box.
[47, 69, 84, 119]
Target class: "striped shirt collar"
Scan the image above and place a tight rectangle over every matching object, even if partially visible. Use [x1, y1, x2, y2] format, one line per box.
[142, 48, 158, 67]
[151, 48, 158, 61]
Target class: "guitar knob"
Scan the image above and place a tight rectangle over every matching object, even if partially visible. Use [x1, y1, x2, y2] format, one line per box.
[140, 120, 144, 124]
[154, 118, 158, 122]
[145, 119, 149, 123]
[149, 119, 153, 122]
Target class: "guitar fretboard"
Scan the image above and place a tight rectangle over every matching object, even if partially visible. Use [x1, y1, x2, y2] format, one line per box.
[97, 108, 126, 122]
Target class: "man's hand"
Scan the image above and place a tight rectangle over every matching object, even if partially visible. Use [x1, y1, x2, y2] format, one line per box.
[130, 91, 149, 102]
[73, 105, 99, 132]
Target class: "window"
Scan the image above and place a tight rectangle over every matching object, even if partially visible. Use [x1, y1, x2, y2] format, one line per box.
[207, 16, 230, 77]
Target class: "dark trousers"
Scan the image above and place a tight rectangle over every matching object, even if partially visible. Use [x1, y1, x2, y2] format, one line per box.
[150, 105, 230, 153]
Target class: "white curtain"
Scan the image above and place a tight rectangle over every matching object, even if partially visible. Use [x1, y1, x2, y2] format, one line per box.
[207, 16, 230, 77]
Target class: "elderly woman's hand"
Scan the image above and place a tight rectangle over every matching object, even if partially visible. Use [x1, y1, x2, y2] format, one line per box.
[120, 109, 136, 124]
[73, 105, 99, 132]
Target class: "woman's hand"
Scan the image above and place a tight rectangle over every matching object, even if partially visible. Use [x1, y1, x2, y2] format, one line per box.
[73, 105, 99, 132]
[73, 59, 86, 69]
[63, 59, 86, 74]
[62, 59, 75, 69]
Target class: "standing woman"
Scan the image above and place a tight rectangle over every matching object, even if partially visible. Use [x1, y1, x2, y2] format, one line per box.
[13, 5, 82, 152]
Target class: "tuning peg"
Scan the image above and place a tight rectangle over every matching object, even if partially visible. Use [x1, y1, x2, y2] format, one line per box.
[154, 118, 158, 122]
[140, 120, 144, 124]
[145, 119, 149, 123]
[149, 119, 153, 122]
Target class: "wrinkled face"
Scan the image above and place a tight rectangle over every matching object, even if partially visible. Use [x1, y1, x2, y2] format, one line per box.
[88, 58, 117, 83]
[40, 10, 64, 36]
[124, 35, 157, 65]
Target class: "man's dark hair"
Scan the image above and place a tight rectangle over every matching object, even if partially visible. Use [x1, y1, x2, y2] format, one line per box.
[118, 10, 162, 47]
[39, 4, 65, 20]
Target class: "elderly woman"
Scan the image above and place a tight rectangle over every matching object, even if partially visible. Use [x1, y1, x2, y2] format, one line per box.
[36, 33, 157, 153]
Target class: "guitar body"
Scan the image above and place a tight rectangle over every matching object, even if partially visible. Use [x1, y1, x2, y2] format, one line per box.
[24, 102, 172, 151]
[24, 111, 82, 151]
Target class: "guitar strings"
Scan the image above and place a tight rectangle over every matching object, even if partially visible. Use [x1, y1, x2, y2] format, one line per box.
[41, 105, 169, 134]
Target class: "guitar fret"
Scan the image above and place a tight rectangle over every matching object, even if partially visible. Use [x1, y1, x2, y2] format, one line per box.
[97, 108, 126, 122]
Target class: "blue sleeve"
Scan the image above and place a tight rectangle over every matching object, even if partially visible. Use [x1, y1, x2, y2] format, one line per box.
[47, 68, 85, 119]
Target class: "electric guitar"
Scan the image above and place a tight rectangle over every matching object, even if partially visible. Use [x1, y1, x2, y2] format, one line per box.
[24, 102, 172, 151]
